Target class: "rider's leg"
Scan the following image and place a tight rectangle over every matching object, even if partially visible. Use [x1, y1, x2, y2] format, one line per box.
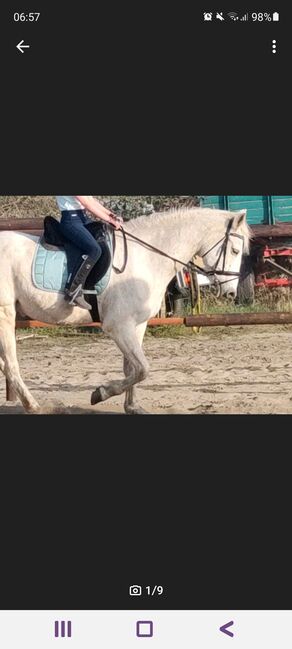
[59, 210, 102, 310]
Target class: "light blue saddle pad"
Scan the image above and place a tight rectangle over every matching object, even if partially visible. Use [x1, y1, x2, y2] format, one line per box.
[32, 239, 112, 295]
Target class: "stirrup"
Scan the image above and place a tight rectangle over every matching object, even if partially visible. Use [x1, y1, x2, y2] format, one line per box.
[64, 286, 91, 310]
[65, 284, 83, 305]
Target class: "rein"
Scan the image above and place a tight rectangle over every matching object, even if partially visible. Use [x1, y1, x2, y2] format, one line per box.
[112, 227, 128, 273]
[111, 221, 244, 283]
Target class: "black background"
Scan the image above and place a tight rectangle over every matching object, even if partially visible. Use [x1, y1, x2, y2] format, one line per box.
[1, 3, 291, 610]
[2, 418, 291, 609]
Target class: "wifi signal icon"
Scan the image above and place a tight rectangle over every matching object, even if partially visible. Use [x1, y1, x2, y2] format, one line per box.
[228, 12, 238, 20]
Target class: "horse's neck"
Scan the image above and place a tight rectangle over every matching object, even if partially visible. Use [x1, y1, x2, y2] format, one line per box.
[131, 211, 209, 268]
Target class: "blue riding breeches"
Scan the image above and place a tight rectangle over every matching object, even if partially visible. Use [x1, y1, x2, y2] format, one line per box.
[59, 210, 102, 263]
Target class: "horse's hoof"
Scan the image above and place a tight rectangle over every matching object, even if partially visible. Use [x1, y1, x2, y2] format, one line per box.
[26, 403, 41, 414]
[91, 386, 106, 405]
[125, 405, 148, 415]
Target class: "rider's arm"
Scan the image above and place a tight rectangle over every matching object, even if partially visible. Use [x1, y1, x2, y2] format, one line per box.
[75, 196, 123, 229]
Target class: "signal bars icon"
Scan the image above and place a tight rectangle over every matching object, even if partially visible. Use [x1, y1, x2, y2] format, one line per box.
[240, 13, 248, 21]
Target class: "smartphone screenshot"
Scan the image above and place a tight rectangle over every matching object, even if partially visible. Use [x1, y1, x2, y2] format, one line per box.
[0, 4, 290, 647]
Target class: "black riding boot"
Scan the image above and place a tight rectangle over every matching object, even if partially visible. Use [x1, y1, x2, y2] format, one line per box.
[64, 255, 97, 310]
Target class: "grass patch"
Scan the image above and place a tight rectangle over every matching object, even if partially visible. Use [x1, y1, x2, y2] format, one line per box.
[147, 288, 292, 337]
[16, 326, 104, 338]
[146, 325, 194, 338]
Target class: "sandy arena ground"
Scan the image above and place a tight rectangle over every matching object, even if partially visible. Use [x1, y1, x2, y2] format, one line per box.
[1, 326, 292, 414]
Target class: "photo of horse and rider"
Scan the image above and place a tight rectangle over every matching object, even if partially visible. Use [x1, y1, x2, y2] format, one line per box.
[2, 194, 292, 416]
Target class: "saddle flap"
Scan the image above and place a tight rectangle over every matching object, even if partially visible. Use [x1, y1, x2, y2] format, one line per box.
[86, 220, 109, 242]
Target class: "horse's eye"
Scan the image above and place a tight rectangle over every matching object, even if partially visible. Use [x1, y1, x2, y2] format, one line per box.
[231, 247, 240, 255]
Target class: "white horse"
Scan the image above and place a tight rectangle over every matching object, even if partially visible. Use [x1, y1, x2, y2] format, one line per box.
[0, 207, 250, 414]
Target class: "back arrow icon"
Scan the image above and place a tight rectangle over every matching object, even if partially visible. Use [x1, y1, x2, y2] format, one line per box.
[17, 40, 30, 53]
[219, 621, 234, 637]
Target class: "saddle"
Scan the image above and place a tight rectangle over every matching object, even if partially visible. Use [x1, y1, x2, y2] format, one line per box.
[42, 216, 112, 290]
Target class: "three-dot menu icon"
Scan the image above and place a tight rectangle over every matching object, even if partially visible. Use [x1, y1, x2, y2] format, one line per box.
[272, 40, 277, 54]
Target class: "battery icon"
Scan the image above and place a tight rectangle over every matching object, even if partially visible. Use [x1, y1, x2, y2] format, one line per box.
[272, 12, 279, 21]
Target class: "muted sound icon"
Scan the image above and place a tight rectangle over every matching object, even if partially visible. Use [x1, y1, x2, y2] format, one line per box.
[54, 621, 72, 638]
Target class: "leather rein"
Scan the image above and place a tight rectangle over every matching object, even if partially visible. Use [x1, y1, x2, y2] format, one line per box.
[112, 218, 244, 285]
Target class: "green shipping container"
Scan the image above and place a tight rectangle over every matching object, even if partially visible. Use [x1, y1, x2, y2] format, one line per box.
[200, 196, 292, 225]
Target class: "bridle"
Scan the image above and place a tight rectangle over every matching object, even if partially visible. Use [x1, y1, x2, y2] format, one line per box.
[111, 218, 244, 285]
[200, 218, 244, 286]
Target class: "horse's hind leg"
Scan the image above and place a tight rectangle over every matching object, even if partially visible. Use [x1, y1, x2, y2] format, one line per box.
[91, 321, 149, 411]
[123, 322, 148, 414]
[0, 305, 40, 412]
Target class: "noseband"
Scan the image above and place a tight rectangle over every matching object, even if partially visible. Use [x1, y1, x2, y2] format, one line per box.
[200, 219, 244, 285]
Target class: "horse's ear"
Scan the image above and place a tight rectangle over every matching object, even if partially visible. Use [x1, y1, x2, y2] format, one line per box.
[232, 209, 247, 230]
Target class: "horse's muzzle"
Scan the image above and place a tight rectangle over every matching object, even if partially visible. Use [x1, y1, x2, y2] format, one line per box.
[225, 289, 236, 300]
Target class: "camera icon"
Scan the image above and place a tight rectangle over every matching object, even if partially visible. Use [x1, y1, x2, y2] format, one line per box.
[129, 584, 142, 596]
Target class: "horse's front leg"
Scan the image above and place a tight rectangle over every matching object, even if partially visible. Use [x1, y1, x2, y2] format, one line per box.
[91, 322, 149, 412]
[123, 322, 148, 414]
[123, 357, 146, 414]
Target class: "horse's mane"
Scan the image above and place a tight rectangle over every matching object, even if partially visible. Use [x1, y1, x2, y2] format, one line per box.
[126, 207, 251, 254]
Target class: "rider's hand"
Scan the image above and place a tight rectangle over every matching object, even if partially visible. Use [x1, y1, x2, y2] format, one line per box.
[109, 213, 124, 230]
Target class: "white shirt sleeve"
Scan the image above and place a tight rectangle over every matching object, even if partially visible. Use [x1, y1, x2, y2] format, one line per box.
[56, 196, 85, 212]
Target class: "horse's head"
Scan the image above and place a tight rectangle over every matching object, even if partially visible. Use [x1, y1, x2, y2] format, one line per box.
[199, 209, 250, 298]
